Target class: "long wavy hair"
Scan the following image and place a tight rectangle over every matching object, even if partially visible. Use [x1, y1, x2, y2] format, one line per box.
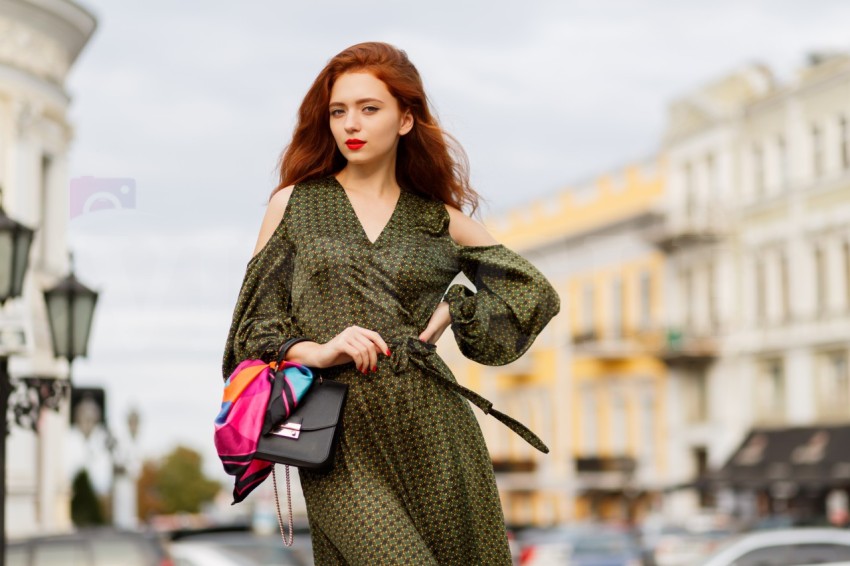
[272, 42, 480, 214]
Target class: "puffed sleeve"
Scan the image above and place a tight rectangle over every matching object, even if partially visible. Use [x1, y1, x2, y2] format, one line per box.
[221, 216, 300, 381]
[443, 243, 560, 366]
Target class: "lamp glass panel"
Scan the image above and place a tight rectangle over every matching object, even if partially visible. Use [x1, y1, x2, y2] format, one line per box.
[0, 231, 11, 298]
[12, 228, 33, 296]
[72, 293, 96, 357]
[46, 292, 70, 358]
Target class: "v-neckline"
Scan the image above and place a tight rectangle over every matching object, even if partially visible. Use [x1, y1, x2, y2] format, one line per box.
[332, 175, 404, 247]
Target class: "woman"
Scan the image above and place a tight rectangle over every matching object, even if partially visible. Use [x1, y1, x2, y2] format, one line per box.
[222, 42, 560, 565]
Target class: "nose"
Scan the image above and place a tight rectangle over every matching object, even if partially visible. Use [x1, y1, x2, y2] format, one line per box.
[343, 112, 360, 133]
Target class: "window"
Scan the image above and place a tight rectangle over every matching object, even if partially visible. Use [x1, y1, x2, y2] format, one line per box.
[33, 542, 89, 566]
[610, 277, 623, 339]
[91, 538, 152, 566]
[841, 115, 849, 171]
[581, 388, 598, 453]
[681, 268, 693, 327]
[756, 358, 785, 420]
[844, 241, 850, 308]
[683, 162, 695, 217]
[812, 123, 824, 178]
[818, 351, 850, 417]
[779, 253, 791, 321]
[707, 261, 718, 328]
[733, 545, 797, 566]
[753, 143, 765, 197]
[734, 543, 850, 566]
[640, 389, 655, 469]
[639, 271, 652, 330]
[815, 246, 827, 315]
[755, 259, 766, 324]
[582, 283, 595, 336]
[792, 543, 850, 564]
[777, 134, 788, 188]
[693, 446, 713, 507]
[706, 152, 717, 194]
[610, 389, 627, 454]
[687, 372, 708, 423]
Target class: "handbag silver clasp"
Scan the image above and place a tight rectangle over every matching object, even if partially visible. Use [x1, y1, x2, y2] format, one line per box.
[272, 420, 302, 440]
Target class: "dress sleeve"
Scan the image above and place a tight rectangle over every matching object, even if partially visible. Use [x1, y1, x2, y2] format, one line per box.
[221, 215, 300, 381]
[443, 243, 560, 366]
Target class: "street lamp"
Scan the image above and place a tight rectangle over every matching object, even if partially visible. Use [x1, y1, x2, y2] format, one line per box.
[43, 252, 98, 380]
[0, 189, 34, 304]
[0, 185, 36, 566]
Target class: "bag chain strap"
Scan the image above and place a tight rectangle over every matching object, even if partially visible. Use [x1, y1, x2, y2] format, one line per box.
[271, 465, 294, 547]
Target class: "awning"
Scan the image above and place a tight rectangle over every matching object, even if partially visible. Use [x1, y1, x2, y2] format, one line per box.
[714, 425, 850, 490]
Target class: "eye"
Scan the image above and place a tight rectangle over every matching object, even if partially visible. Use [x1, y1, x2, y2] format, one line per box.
[330, 108, 345, 117]
[363, 106, 379, 114]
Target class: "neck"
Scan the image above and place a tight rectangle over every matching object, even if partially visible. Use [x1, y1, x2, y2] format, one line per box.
[335, 150, 400, 197]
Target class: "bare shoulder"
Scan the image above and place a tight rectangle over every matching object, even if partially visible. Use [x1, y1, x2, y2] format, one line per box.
[252, 185, 295, 258]
[443, 203, 499, 247]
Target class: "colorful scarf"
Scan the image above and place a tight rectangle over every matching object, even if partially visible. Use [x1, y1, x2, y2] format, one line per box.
[214, 358, 313, 503]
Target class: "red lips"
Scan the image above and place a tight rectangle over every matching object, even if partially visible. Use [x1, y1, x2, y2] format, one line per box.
[345, 139, 366, 150]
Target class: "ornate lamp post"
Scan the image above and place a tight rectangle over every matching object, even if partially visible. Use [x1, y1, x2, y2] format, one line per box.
[0, 185, 35, 566]
[43, 253, 99, 381]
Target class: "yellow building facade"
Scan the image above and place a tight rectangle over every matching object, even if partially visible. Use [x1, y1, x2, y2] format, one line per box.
[439, 158, 669, 526]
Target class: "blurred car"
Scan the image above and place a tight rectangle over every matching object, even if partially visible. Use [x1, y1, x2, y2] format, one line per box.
[169, 529, 306, 566]
[518, 524, 644, 566]
[700, 528, 850, 566]
[569, 530, 644, 566]
[650, 527, 733, 566]
[518, 525, 581, 565]
[170, 541, 250, 566]
[5, 528, 173, 566]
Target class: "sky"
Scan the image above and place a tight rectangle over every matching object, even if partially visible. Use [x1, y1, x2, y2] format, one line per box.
[60, 0, 850, 485]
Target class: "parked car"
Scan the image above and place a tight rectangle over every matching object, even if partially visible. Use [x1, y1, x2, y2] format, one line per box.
[170, 541, 254, 566]
[169, 528, 307, 566]
[518, 524, 644, 566]
[517, 525, 582, 565]
[700, 528, 850, 566]
[569, 529, 645, 566]
[5, 528, 173, 566]
[649, 527, 733, 566]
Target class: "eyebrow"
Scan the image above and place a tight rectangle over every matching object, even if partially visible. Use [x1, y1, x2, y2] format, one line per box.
[328, 97, 384, 107]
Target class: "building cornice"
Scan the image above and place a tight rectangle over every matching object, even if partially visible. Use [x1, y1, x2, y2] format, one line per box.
[0, 0, 97, 76]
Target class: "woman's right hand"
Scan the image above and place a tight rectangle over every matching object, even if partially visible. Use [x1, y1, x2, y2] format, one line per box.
[288, 326, 390, 374]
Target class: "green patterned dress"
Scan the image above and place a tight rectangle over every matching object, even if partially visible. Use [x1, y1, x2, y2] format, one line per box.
[222, 176, 560, 565]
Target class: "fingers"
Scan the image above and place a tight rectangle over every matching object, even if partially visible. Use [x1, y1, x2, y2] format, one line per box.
[349, 332, 378, 374]
[340, 326, 390, 374]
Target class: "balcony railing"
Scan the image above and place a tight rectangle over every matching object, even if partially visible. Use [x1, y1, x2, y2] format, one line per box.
[572, 329, 646, 359]
[643, 203, 729, 252]
[658, 328, 719, 363]
[571, 327, 718, 362]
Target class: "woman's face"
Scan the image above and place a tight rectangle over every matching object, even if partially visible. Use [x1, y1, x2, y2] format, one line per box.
[329, 71, 413, 166]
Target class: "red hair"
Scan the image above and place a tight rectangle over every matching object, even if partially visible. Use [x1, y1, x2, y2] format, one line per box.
[272, 42, 480, 214]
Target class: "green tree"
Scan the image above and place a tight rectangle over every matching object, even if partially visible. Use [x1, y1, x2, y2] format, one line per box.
[71, 469, 105, 526]
[137, 445, 220, 519]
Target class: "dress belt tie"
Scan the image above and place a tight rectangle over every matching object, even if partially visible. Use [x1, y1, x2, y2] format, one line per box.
[385, 335, 549, 454]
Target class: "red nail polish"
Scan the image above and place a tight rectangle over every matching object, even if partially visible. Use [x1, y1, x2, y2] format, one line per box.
[386, 349, 392, 356]
[372, 366, 377, 372]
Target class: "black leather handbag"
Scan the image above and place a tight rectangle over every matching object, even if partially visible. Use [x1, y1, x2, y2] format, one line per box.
[256, 351, 348, 468]
[257, 337, 348, 547]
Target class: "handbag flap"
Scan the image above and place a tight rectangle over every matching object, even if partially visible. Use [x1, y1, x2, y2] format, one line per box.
[288, 378, 347, 431]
